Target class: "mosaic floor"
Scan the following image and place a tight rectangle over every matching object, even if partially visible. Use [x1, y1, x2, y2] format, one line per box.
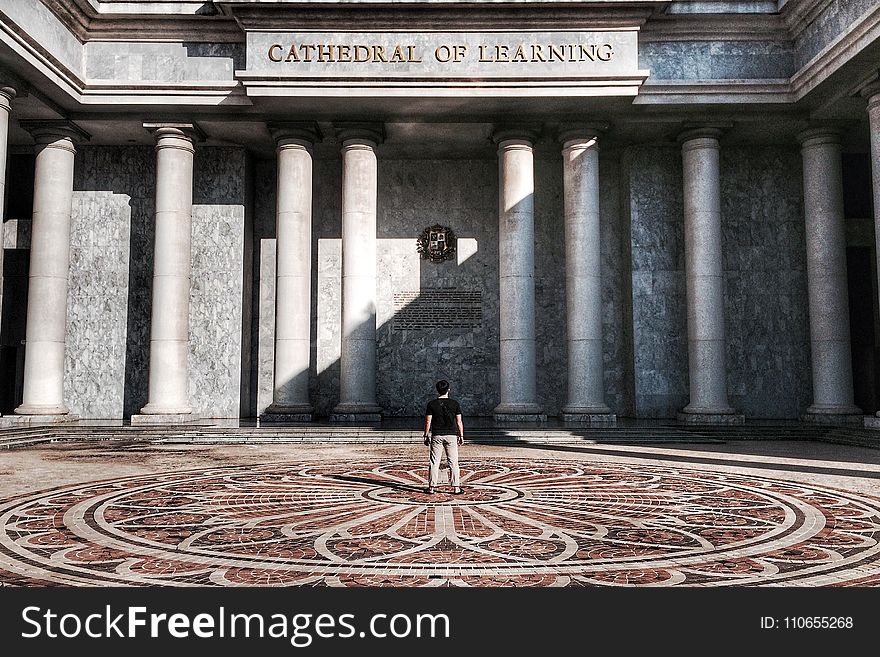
[1, 456, 879, 586]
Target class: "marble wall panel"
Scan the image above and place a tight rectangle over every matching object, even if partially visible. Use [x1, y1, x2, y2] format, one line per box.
[67, 146, 155, 419]
[720, 146, 811, 418]
[624, 146, 689, 417]
[795, 0, 877, 69]
[189, 147, 249, 418]
[641, 40, 794, 80]
[85, 42, 243, 82]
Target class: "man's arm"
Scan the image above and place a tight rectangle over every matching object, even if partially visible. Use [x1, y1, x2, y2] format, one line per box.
[456, 414, 464, 444]
[424, 414, 432, 444]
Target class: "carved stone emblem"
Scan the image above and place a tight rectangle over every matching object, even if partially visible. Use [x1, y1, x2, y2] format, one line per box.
[417, 224, 457, 263]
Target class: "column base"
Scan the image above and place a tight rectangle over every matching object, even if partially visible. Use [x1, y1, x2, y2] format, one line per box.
[4, 413, 80, 426]
[560, 413, 617, 426]
[677, 411, 745, 425]
[131, 413, 199, 426]
[863, 416, 880, 430]
[493, 403, 546, 422]
[330, 403, 382, 423]
[802, 405, 863, 426]
[15, 403, 70, 415]
[261, 403, 313, 422]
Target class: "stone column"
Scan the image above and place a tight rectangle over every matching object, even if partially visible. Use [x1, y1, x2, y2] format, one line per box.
[492, 127, 545, 422]
[677, 127, 743, 425]
[0, 87, 14, 220]
[862, 84, 880, 428]
[558, 127, 615, 425]
[132, 124, 199, 424]
[0, 87, 12, 421]
[14, 120, 89, 420]
[331, 124, 383, 422]
[264, 123, 321, 422]
[798, 127, 861, 423]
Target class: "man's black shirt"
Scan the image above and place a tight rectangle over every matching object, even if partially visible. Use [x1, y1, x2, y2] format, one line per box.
[426, 398, 462, 435]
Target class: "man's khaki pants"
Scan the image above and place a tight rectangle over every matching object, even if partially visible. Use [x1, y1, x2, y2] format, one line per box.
[428, 434, 460, 488]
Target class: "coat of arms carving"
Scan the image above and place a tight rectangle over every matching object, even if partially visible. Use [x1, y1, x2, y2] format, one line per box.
[417, 224, 457, 263]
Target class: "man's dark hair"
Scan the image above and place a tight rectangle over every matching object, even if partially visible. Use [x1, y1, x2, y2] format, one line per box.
[436, 380, 450, 395]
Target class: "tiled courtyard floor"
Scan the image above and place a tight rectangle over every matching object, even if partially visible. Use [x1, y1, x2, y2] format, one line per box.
[1, 438, 880, 586]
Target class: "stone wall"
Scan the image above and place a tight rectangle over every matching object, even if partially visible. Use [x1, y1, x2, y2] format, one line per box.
[624, 146, 689, 417]
[66, 145, 250, 419]
[67, 146, 154, 419]
[641, 40, 795, 80]
[795, 0, 878, 69]
[254, 151, 630, 418]
[622, 144, 812, 419]
[720, 146, 811, 418]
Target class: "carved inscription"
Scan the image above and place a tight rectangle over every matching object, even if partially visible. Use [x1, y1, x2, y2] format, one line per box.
[392, 289, 482, 331]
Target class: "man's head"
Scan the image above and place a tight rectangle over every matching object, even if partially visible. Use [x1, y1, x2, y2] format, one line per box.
[436, 380, 450, 395]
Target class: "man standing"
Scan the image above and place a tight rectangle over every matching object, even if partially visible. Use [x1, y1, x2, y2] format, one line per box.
[423, 380, 464, 495]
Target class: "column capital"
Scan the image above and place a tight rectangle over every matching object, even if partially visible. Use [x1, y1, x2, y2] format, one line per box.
[677, 123, 730, 146]
[557, 123, 608, 148]
[492, 124, 541, 146]
[19, 119, 90, 146]
[796, 124, 846, 148]
[333, 122, 384, 147]
[268, 121, 322, 146]
[143, 122, 205, 143]
[860, 80, 880, 110]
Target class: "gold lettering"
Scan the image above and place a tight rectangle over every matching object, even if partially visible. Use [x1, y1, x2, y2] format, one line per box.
[317, 44, 335, 62]
[549, 45, 566, 62]
[337, 44, 352, 62]
[512, 45, 528, 63]
[530, 45, 546, 62]
[406, 45, 423, 63]
[301, 44, 315, 62]
[495, 44, 510, 62]
[579, 44, 596, 62]
[478, 44, 491, 62]
[453, 45, 467, 62]
[390, 45, 407, 63]
[354, 45, 371, 62]
[268, 44, 283, 62]
[435, 44, 452, 62]
[285, 44, 300, 62]
[372, 45, 388, 63]
[598, 43, 614, 61]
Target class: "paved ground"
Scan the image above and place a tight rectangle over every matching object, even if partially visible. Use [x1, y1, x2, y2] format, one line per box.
[1, 438, 879, 586]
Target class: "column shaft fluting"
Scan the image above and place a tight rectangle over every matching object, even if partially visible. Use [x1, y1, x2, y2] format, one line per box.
[267, 133, 315, 420]
[333, 136, 381, 420]
[493, 135, 544, 420]
[867, 88, 880, 420]
[679, 129, 738, 421]
[560, 133, 612, 421]
[16, 129, 78, 415]
[139, 127, 195, 417]
[799, 128, 860, 417]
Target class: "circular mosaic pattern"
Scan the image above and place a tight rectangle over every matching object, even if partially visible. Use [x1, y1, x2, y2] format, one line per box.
[1, 458, 880, 587]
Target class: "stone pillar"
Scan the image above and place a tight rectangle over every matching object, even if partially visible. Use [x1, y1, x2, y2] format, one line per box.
[558, 127, 615, 425]
[0, 87, 12, 422]
[331, 124, 383, 422]
[862, 84, 880, 428]
[798, 127, 861, 423]
[677, 127, 743, 425]
[492, 127, 545, 422]
[263, 123, 321, 422]
[132, 124, 199, 425]
[0, 87, 14, 220]
[14, 120, 89, 420]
